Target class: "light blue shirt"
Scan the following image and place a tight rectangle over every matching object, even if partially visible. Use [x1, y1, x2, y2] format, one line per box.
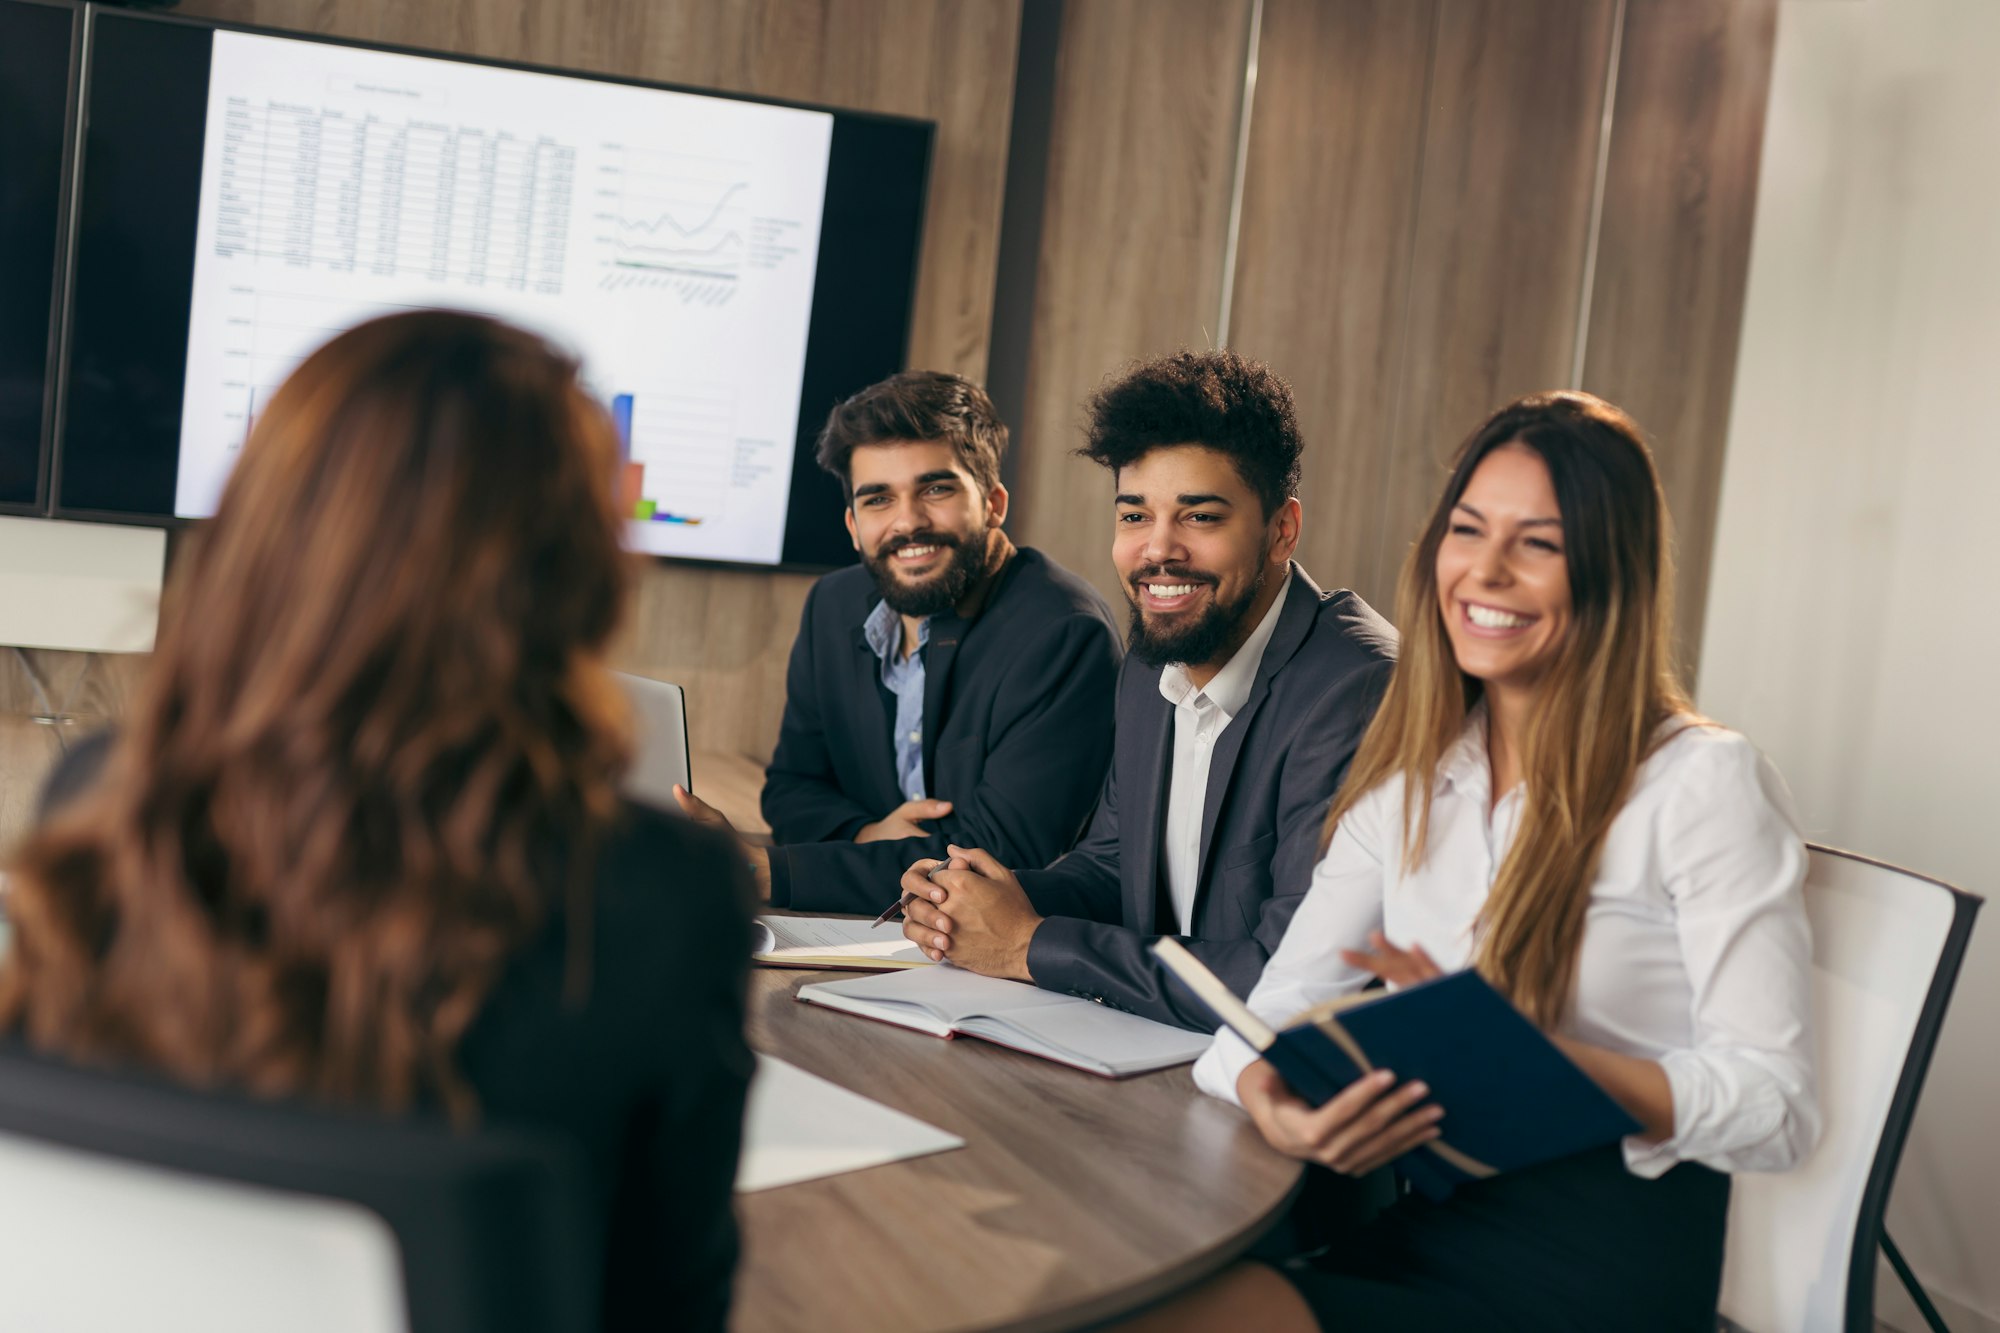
[862, 599, 930, 802]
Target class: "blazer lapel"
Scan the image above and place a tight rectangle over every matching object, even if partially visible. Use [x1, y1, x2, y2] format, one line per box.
[1194, 564, 1323, 892]
[1124, 681, 1175, 934]
[919, 615, 964, 789]
[849, 621, 901, 803]
[916, 542, 1015, 791]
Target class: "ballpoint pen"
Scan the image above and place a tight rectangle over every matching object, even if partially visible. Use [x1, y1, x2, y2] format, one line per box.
[869, 859, 951, 927]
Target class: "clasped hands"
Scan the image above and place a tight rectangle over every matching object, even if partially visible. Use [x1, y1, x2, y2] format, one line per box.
[895, 845, 1042, 982]
[1237, 930, 1447, 1176]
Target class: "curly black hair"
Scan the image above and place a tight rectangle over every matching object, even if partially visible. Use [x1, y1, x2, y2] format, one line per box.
[1076, 350, 1302, 516]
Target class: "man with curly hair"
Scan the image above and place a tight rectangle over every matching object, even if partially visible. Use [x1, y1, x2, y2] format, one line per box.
[895, 350, 1396, 1028]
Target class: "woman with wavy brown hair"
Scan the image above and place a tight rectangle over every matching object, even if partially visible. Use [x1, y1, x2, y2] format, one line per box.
[0, 310, 754, 1331]
[1127, 391, 1819, 1331]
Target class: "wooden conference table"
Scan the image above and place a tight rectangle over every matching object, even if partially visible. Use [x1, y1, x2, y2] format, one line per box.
[691, 752, 1305, 1333]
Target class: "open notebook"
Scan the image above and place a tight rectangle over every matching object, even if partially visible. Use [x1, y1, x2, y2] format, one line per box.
[735, 1055, 963, 1192]
[797, 965, 1211, 1077]
[753, 915, 932, 970]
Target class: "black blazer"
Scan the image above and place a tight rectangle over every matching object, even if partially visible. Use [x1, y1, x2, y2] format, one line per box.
[1019, 565, 1396, 1029]
[33, 734, 756, 1333]
[763, 545, 1123, 914]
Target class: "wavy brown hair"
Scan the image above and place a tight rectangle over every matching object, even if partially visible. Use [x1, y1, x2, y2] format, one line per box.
[1321, 391, 1695, 1026]
[0, 311, 633, 1121]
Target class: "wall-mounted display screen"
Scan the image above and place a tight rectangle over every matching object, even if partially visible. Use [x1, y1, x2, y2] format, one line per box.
[0, 0, 74, 512]
[56, 9, 931, 568]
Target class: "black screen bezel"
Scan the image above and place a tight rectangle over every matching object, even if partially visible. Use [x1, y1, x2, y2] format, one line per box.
[51, 5, 933, 574]
[0, 0, 82, 516]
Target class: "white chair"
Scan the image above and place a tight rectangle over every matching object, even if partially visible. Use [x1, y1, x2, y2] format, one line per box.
[613, 670, 692, 808]
[1718, 845, 1980, 1333]
[0, 1044, 597, 1333]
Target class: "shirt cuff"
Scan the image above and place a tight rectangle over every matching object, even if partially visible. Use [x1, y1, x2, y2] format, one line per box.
[1620, 1047, 1792, 1177]
[1191, 1028, 1261, 1106]
[765, 845, 794, 910]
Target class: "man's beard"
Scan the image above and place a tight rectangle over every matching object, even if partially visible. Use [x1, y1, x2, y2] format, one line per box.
[864, 529, 989, 616]
[1124, 559, 1267, 669]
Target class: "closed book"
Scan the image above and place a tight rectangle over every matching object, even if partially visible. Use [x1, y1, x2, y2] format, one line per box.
[1152, 939, 1640, 1199]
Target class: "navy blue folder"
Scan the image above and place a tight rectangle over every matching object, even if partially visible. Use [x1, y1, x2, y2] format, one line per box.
[1174, 964, 1641, 1200]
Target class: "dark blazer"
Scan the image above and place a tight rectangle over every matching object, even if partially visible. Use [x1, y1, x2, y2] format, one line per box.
[763, 545, 1122, 915]
[1019, 565, 1396, 1029]
[33, 734, 755, 1333]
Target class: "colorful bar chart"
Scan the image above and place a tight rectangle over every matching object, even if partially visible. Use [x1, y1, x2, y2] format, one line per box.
[610, 392, 707, 526]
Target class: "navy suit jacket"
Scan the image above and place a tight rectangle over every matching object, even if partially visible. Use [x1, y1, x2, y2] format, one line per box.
[763, 546, 1122, 914]
[1020, 564, 1396, 1029]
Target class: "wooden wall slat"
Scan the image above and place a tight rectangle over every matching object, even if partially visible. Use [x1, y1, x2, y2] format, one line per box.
[1009, 0, 1254, 610]
[1371, 0, 1616, 604]
[1224, 0, 1436, 609]
[0, 0, 1785, 808]
[1581, 0, 1779, 677]
[156, 0, 1024, 762]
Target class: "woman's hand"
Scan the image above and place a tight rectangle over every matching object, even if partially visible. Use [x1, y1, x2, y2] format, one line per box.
[1236, 1059, 1443, 1176]
[1339, 929, 1444, 989]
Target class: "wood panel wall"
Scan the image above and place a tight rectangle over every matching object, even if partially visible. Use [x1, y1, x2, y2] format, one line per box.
[1580, 0, 1780, 668]
[1008, 0, 1254, 607]
[0, 0, 1780, 848]
[1370, 0, 1617, 603]
[1007, 0, 1776, 679]
[1224, 0, 1434, 615]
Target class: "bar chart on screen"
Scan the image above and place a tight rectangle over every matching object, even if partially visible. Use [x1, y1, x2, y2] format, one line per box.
[174, 28, 833, 565]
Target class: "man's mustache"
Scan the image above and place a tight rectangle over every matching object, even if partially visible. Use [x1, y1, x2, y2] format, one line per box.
[1129, 564, 1217, 589]
[875, 531, 964, 563]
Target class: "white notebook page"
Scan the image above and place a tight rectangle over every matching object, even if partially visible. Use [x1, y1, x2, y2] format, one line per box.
[755, 915, 930, 964]
[735, 1054, 963, 1192]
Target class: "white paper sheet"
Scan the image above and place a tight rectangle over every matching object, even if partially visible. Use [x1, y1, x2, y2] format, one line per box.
[734, 1054, 963, 1193]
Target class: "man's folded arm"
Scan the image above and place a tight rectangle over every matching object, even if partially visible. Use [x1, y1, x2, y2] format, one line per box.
[770, 616, 1120, 914]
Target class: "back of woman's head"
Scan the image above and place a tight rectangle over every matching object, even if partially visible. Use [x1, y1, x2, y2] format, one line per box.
[0, 310, 633, 1117]
[1325, 390, 1689, 1025]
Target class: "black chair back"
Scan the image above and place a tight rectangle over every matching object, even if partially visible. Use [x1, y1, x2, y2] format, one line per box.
[0, 1043, 600, 1333]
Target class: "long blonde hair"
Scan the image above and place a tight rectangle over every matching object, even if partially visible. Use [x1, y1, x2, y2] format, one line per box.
[1322, 391, 1693, 1026]
[0, 312, 633, 1121]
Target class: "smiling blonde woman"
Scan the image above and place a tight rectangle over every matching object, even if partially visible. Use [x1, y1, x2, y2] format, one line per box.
[1125, 391, 1819, 1333]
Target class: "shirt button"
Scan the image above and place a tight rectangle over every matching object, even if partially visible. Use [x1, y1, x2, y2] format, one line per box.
[908, 730, 920, 742]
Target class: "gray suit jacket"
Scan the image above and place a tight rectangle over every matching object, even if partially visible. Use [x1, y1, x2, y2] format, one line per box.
[1019, 564, 1396, 1029]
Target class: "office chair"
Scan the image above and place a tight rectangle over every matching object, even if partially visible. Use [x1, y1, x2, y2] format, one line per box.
[613, 670, 692, 809]
[0, 1043, 599, 1333]
[1717, 845, 1981, 1333]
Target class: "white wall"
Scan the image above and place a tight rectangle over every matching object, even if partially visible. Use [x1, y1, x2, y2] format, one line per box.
[1699, 1, 2000, 1328]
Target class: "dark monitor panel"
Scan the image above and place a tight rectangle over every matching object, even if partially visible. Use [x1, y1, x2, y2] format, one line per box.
[0, 0, 76, 512]
[57, 10, 931, 569]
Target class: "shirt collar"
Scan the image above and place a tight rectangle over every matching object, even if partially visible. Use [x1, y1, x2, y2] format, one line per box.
[1434, 702, 1499, 810]
[1156, 575, 1291, 716]
[862, 599, 927, 666]
[1433, 704, 1700, 810]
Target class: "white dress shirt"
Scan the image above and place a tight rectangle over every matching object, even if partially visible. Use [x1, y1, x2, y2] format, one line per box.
[1155, 579, 1290, 934]
[1191, 708, 1821, 1177]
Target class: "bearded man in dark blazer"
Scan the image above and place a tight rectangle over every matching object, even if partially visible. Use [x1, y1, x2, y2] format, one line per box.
[896, 351, 1396, 1029]
[677, 371, 1121, 913]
